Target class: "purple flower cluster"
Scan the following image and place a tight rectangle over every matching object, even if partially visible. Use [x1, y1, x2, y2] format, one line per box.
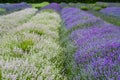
[41, 3, 62, 13]
[90, 51, 120, 79]
[61, 7, 120, 79]
[0, 4, 6, 7]
[0, 3, 10, 10]
[107, 3, 120, 7]
[0, 2, 31, 12]
[61, 8, 102, 29]
[100, 7, 120, 18]
[71, 24, 120, 79]
[60, 2, 69, 8]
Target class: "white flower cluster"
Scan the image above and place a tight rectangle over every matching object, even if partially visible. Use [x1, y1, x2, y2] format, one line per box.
[0, 8, 37, 35]
[0, 10, 66, 80]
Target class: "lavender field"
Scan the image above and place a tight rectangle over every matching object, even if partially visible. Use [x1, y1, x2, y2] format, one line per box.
[0, 2, 120, 80]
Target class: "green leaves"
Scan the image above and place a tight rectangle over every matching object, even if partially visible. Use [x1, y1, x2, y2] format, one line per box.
[18, 39, 34, 53]
[93, 6, 102, 11]
[0, 8, 5, 12]
[0, 8, 6, 15]
[80, 6, 89, 11]
[29, 29, 44, 36]
[31, 2, 49, 9]
[0, 69, 2, 80]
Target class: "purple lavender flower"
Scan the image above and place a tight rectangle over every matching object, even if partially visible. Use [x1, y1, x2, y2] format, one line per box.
[0, 3, 10, 8]
[61, 8, 103, 29]
[72, 25, 120, 79]
[107, 3, 120, 7]
[0, 2, 31, 12]
[41, 3, 62, 13]
[71, 24, 120, 46]
[0, 4, 4, 8]
[60, 2, 69, 8]
[89, 50, 120, 79]
[61, 7, 120, 79]
[100, 7, 120, 18]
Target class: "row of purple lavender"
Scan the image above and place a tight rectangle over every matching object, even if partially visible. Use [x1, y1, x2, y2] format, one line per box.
[0, 2, 31, 12]
[61, 7, 120, 79]
[41, 3, 62, 13]
[40, 3, 120, 79]
[100, 7, 120, 18]
[61, 8, 104, 29]
[71, 25, 120, 79]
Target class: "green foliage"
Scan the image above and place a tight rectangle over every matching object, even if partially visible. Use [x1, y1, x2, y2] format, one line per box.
[0, 69, 2, 80]
[0, 8, 6, 15]
[95, 3, 107, 8]
[100, 4, 107, 8]
[59, 23, 77, 79]
[18, 39, 34, 53]
[89, 11, 120, 26]
[29, 29, 44, 36]
[93, 6, 102, 11]
[0, 0, 120, 3]
[31, 2, 49, 9]
[11, 53, 23, 58]
[0, 8, 5, 12]
[80, 6, 88, 11]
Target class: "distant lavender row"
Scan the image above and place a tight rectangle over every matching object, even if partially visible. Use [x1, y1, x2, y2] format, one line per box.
[100, 7, 120, 18]
[0, 2, 31, 12]
[0, 4, 5, 7]
[96, 2, 120, 7]
[61, 8, 103, 29]
[0, 3, 9, 11]
[61, 7, 120, 79]
[41, 3, 62, 13]
[60, 2, 69, 8]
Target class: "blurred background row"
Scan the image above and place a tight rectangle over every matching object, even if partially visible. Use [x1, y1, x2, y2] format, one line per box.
[0, 0, 120, 3]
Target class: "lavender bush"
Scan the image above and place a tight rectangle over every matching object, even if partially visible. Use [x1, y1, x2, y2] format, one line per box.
[0, 2, 31, 12]
[72, 25, 120, 79]
[41, 3, 62, 13]
[0, 3, 10, 8]
[61, 8, 103, 29]
[100, 7, 120, 18]
[0, 8, 37, 35]
[0, 9, 66, 80]
[60, 2, 69, 8]
[11, 2, 31, 10]
[61, 7, 120, 80]
[96, 2, 120, 7]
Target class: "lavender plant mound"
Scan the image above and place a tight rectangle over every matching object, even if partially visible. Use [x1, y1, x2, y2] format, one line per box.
[61, 8, 102, 29]
[71, 23, 115, 46]
[71, 25, 120, 79]
[100, 7, 120, 18]
[0, 2, 31, 12]
[41, 3, 62, 13]
[11, 2, 31, 9]
[97, 2, 120, 7]
[0, 3, 10, 10]
[0, 4, 5, 7]
[60, 2, 69, 8]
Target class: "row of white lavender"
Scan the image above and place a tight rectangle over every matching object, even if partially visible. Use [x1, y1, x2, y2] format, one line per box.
[0, 2, 31, 12]
[61, 7, 120, 80]
[0, 7, 65, 80]
[0, 8, 37, 35]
